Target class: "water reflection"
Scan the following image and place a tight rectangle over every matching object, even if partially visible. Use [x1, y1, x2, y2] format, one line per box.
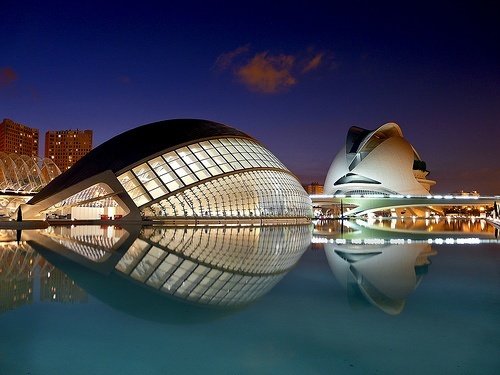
[21, 224, 312, 322]
[313, 217, 499, 243]
[0, 235, 37, 314]
[325, 242, 436, 314]
[0, 231, 87, 314]
[314, 218, 499, 315]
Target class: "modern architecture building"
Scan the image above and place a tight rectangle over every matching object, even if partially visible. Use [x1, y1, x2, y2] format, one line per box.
[45, 129, 93, 171]
[22, 119, 312, 222]
[324, 122, 436, 197]
[0, 118, 39, 157]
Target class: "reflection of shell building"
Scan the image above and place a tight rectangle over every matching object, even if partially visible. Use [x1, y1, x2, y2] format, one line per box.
[324, 243, 436, 314]
[22, 119, 312, 222]
[324, 123, 436, 196]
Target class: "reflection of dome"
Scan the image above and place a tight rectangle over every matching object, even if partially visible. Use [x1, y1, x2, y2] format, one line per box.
[23, 119, 312, 221]
[324, 122, 436, 196]
[0, 152, 61, 192]
[26, 224, 312, 321]
[116, 225, 312, 307]
[324, 242, 436, 314]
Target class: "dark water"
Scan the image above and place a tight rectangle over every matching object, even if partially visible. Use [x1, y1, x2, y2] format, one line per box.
[0, 220, 498, 374]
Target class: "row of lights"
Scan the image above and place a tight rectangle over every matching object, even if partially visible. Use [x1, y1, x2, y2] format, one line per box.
[310, 194, 489, 199]
[312, 237, 485, 245]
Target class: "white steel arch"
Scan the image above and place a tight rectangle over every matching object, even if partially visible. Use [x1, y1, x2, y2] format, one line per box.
[0, 152, 62, 193]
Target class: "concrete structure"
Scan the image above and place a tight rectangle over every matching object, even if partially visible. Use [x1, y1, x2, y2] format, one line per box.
[45, 129, 93, 171]
[21, 119, 312, 222]
[324, 122, 435, 197]
[311, 194, 497, 217]
[0, 119, 39, 158]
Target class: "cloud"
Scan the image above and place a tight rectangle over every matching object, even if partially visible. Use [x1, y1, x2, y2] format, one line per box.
[236, 52, 296, 94]
[214, 46, 336, 94]
[0, 67, 18, 88]
[214, 45, 250, 71]
[302, 52, 323, 73]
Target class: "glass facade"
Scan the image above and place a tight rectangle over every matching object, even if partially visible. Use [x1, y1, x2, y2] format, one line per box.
[117, 137, 311, 219]
[24, 121, 312, 222]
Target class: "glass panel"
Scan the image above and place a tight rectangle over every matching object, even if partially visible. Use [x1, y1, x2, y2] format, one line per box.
[174, 166, 189, 178]
[201, 158, 215, 168]
[166, 179, 183, 191]
[188, 161, 203, 172]
[206, 148, 219, 157]
[133, 163, 151, 180]
[208, 166, 223, 175]
[149, 185, 168, 199]
[181, 174, 197, 185]
[220, 164, 233, 173]
[194, 150, 210, 160]
[176, 147, 195, 164]
[188, 143, 203, 154]
[213, 156, 226, 165]
[133, 193, 150, 206]
[159, 171, 175, 184]
[128, 185, 147, 199]
[143, 177, 161, 192]
[195, 169, 211, 180]
[118, 171, 138, 192]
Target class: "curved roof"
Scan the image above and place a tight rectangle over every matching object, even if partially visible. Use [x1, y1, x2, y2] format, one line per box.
[0, 152, 61, 193]
[324, 122, 434, 196]
[29, 119, 253, 205]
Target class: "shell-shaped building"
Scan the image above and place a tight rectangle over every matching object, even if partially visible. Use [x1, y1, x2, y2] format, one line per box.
[22, 119, 312, 221]
[324, 122, 436, 196]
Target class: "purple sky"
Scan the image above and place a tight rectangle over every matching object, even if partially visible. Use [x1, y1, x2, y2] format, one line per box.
[1, 1, 499, 194]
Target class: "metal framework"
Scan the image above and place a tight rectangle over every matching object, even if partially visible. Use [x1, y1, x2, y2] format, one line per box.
[0, 152, 61, 193]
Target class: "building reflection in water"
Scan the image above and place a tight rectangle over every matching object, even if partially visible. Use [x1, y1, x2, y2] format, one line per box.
[0, 232, 37, 314]
[24, 224, 312, 322]
[314, 217, 499, 315]
[324, 242, 436, 315]
[0, 230, 88, 315]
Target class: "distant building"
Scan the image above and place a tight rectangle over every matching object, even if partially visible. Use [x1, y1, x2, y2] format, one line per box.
[304, 182, 324, 195]
[0, 118, 39, 157]
[45, 129, 93, 171]
[452, 190, 480, 197]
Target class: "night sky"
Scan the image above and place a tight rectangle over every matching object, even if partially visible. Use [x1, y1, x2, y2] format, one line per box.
[1, 1, 498, 194]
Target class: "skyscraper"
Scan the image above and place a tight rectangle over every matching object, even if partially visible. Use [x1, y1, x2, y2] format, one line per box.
[0, 118, 39, 157]
[45, 129, 93, 171]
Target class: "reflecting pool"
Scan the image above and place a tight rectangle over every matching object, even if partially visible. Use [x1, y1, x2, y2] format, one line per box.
[0, 219, 499, 374]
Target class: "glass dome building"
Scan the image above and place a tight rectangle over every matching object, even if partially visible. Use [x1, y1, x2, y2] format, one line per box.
[22, 119, 312, 222]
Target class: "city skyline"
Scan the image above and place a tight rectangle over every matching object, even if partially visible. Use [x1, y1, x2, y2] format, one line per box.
[1, 1, 498, 194]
